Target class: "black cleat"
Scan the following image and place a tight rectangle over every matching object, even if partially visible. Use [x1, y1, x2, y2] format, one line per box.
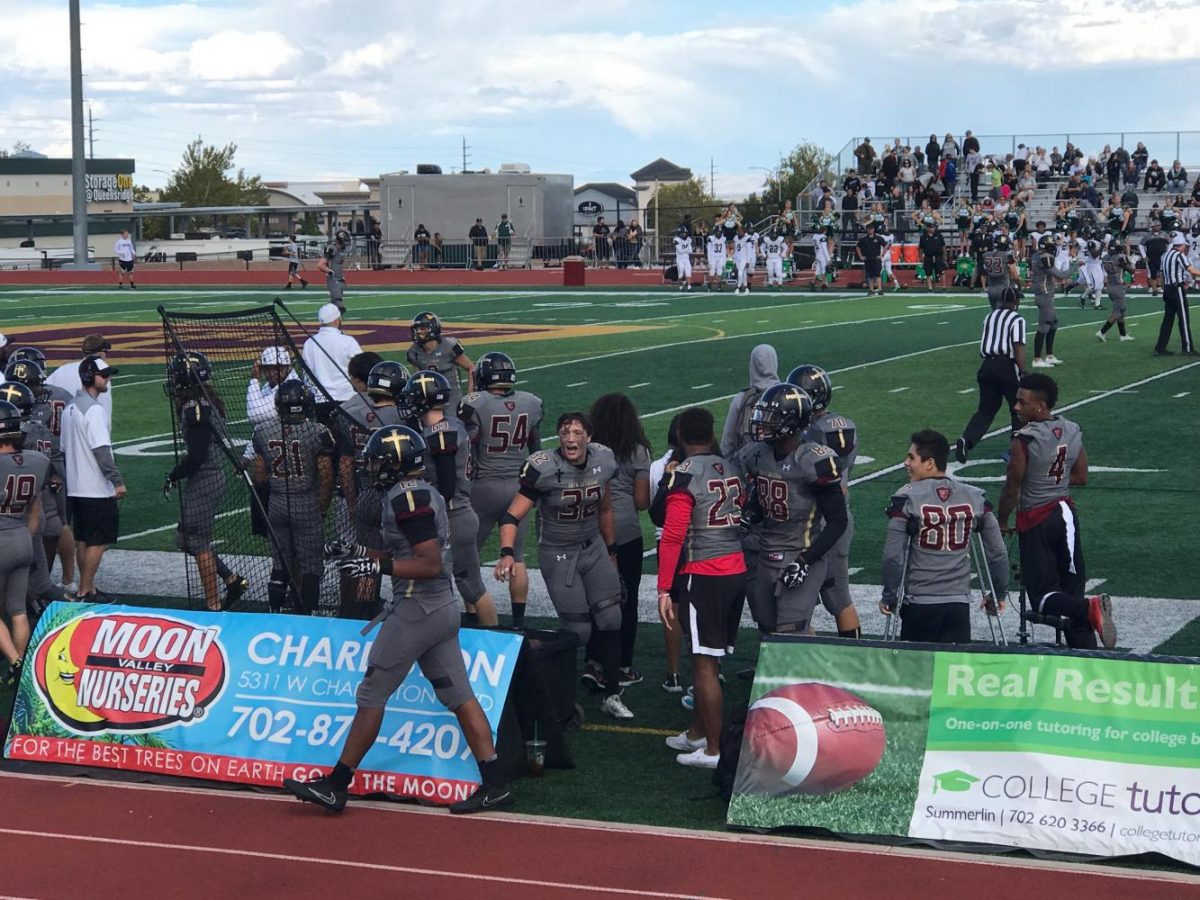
[1153, 349, 1174, 356]
[953, 438, 969, 465]
[224, 575, 249, 610]
[283, 775, 347, 812]
[449, 784, 514, 815]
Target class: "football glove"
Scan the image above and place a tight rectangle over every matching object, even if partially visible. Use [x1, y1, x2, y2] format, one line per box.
[337, 557, 379, 578]
[780, 557, 810, 590]
[162, 472, 177, 500]
[324, 539, 367, 560]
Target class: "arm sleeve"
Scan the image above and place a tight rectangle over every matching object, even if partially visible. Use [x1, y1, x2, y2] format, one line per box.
[431, 451, 456, 501]
[979, 511, 1009, 596]
[656, 491, 694, 591]
[800, 483, 847, 562]
[880, 514, 912, 606]
[92, 445, 124, 488]
[394, 509, 439, 546]
[171, 420, 213, 481]
[527, 427, 541, 452]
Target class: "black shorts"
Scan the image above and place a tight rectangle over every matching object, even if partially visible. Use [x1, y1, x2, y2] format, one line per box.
[1019, 501, 1085, 610]
[679, 570, 745, 657]
[864, 258, 883, 277]
[118, 260, 134, 273]
[721, 226, 737, 242]
[923, 255, 945, 274]
[70, 496, 119, 546]
[288, 261, 299, 274]
[900, 601, 971, 644]
[1148, 257, 1162, 279]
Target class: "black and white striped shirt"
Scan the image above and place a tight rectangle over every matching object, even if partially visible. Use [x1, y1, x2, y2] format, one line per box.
[979, 308, 1026, 358]
[1162, 247, 1189, 286]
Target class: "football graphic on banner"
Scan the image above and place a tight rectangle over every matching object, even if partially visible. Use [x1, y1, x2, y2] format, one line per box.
[740, 682, 886, 795]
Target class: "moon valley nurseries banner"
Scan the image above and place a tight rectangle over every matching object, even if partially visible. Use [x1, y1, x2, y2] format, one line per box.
[728, 638, 1200, 868]
[4, 602, 522, 805]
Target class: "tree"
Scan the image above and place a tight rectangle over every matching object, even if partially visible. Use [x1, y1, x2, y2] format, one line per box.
[742, 141, 836, 224]
[0, 140, 33, 158]
[645, 177, 725, 237]
[159, 139, 268, 228]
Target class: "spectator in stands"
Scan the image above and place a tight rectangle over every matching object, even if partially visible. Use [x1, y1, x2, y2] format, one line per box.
[1050, 147, 1063, 171]
[1166, 161, 1190, 193]
[612, 220, 629, 269]
[431, 232, 444, 268]
[1060, 175, 1083, 202]
[925, 134, 941, 173]
[939, 156, 958, 196]
[962, 130, 979, 157]
[854, 138, 876, 172]
[880, 148, 899, 192]
[1015, 170, 1037, 205]
[1191, 176, 1200, 205]
[810, 179, 831, 208]
[968, 161, 985, 202]
[1124, 159, 1140, 190]
[988, 162, 1003, 200]
[841, 187, 860, 248]
[942, 133, 960, 163]
[592, 216, 612, 268]
[912, 145, 926, 174]
[627, 220, 643, 267]
[1033, 147, 1051, 183]
[898, 157, 916, 196]
[469, 217, 489, 269]
[843, 169, 862, 196]
[1144, 160, 1166, 192]
[888, 185, 907, 241]
[413, 223, 431, 269]
[1132, 142, 1149, 174]
[1013, 143, 1030, 176]
[1106, 150, 1123, 191]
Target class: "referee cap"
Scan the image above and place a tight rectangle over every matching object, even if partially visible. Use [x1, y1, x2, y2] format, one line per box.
[1172, 233, 1187, 246]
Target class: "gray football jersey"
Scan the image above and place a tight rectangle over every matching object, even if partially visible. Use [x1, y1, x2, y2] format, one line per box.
[406, 337, 466, 387]
[610, 444, 652, 545]
[34, 384, 74, 437]
[458, 389, 544, 479]
[738, 440, 841, 558]
[0, 449, 50, 531]
[519, 443, 617, 547]
[251, 419, 335, 499]
[381, 476, 456, 614]
[1103, 253, 1130, 288]
[326, 247, 345, 285]
[422, 415, 472, 509]
[804, 409, 858, 485]
[662, 454, 744, 564]
[21, 418, 61, 477]
[1016, 416, 1082, 510]
[334, 394, 403, 488]
[885, 476, 990, 599]
[981, 250, 1013, 286]
[1031, 251, 1070, 295]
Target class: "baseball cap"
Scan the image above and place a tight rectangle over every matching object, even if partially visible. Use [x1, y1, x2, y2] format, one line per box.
[317, 303, 342, 325]
[260, 346, 291, 366]
[82, 333, 111, 353]
[1172, 233, 1187, 246]
[80, 355, 119, 381]
[0, 334, 7, 349]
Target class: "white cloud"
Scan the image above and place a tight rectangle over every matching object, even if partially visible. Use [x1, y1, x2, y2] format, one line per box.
[187, 30, 300, 80]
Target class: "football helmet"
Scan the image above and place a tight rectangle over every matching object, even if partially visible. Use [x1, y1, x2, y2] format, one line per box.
[403, 370, 451, 415]
[9, 347, 46, 368]
[1038, 234, 1057, 254]
[168, 350, 211, 390]
[4, 358, 45, 392]
[366, 361, 408, 401]
[0, 381, 35, 419]
[1087, 239, 1103, 258]
[334, 228, 352, 246]
[473, 351, 517, 390]
[749, 383, 813, 444]
[0, 400, 22, 441]
[274, 380, 315, 425]
[784, 365, 832, 414]
[361, 424, 427, 488]
[411, 311, 442, 343]
[994, 233, 1011, 251]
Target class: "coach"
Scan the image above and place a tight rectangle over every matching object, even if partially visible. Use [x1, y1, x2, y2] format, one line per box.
[47, 333, 113, 427]
[61, 356, 124, 602]
[953, 287, 1026, 464]
[1154, 234, 1200, 356]
[302, 304, 363, 421]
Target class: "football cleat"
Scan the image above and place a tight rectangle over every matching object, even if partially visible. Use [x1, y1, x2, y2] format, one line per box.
[282, 775, 346, 812]
[1088, 594, 1117, 650]
[600, 692, 634, 719]
[665, 731, 706, 752]
[449, 783, 514, 815]
[676, 748, 720, 769]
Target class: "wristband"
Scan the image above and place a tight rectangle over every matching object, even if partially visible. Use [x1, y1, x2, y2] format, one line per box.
[606, 543, 618, 555]
[499, 547, 515, 558]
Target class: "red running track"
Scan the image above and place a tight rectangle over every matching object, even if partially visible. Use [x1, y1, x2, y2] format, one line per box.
[3, 771, 1197, 900]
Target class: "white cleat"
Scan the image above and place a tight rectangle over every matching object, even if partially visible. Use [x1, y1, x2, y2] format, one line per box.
[676, 748, 721, 769]
[1032, 359, 1053, 368]
[1096, 330, 1107, 343]
[1045, 355, 1062, 365]
[665, 731, 707, 752]
[600, 692, 634, 719]
[1120, 334, 1136, 342]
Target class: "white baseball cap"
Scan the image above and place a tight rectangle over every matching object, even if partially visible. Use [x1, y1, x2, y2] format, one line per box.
[259, 346, 291, 366]
[318, 303, 342, 325]
[0, 333, 7, 349]
[1172, 233, 1187, 246]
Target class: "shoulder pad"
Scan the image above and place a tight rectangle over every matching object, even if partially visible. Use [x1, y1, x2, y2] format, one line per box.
[391, 487, 435, 521]
[664, 467, 694, 494]
[886, 489, 910, 518]
[461, 392, 482, 406]
[183, 400, 211, 425]
[805, 443, 840, 483]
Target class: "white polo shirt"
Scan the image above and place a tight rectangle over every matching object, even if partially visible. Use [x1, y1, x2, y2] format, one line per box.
[62, 390, 116, 498]
[301, 326, 362, 402]
[47, 358, 113, 426]
[114, 236, 135, 262]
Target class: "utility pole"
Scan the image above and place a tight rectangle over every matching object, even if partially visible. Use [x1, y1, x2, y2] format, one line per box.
[87, 104, 94, 158]
[66, 0, 96, 269]
[461, 136, 470, 173]
[710, 157, 716, 198]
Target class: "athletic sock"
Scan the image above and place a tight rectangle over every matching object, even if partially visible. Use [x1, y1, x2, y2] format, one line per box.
[596, 629, 621, 695]
[477, 755, 505, 789]
[1117, 320, 1127, 337]
[329, 761, 354, 791]
[838, 627, 862, 639]
[510, 602, 526, 628]
[215, 558, 233, 581]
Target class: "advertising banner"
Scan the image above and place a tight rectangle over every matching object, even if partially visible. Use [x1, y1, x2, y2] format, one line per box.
[4, 602, 522, 805]
[727, 639, 1200, 867]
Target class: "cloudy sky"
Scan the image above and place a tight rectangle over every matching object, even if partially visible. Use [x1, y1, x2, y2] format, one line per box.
[3, 0, 1199, 199]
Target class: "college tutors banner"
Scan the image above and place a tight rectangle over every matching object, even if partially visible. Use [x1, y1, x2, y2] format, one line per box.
[727, 638, 1200, 868]
[4, 602, 522, 805]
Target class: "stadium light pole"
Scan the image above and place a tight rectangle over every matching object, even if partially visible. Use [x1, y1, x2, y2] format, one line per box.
[66, 0, 98, 269]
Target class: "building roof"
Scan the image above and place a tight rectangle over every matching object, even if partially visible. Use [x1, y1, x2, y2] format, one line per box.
[630, 158, 692, 183]
[576, 182, 637, 203]
[0, 157, 134, 176]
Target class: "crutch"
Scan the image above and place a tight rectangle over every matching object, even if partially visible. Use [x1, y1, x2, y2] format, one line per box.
[1008, 531, 1032, 645]
[970, 530, 1007, 646]
[882, 538, 911, 642]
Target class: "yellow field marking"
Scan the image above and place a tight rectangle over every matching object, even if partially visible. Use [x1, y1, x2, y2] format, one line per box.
[581, 723, 677, 737]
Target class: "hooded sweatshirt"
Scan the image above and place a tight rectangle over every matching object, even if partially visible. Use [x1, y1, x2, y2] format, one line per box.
[720, 343, 778, 456]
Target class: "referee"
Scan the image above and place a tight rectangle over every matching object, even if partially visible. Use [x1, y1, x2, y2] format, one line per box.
[1154, 233, 1200, 357]
[953, 286, 1026, 464]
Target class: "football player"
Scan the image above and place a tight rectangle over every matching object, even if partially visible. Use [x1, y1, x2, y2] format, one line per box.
[493, 412, 633, 719]
[997, 374, 1115, 650]
[406, 312, 474, 414]
[251, 381, 334, 615]
[316, 228, 350, 311]
[733, 224, 755, 295]
[402, 369, 499, 627]
[762, 228, 787, 288]
[673, 227, 694, 291]
[330, 358, 406, 618]
[786, 365, 861, 639]
[736, 385, 849, 635]
[706, 229, 727, 292]
[283, 425, 514, 815]
[811, 223, 834, 291]
[162, 352, 247, 612]
[0, 398, 49, 683]
[1079, 239, 1106, 310]
[982, 234, 1021, 311]
[1030, 234, 1073, 368]
[880, 429, 1008, 643]
[457, 352, 543, 627]
[1096, 245, 1136, 344]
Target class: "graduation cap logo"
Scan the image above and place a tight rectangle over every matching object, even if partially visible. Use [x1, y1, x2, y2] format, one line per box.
[932, 770, 979, 793]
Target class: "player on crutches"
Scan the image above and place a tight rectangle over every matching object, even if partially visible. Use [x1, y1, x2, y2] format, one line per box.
[970, 530, 1007, 646]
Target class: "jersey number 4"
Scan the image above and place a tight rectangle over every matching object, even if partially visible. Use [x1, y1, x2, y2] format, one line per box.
[917, 503, 973, 551]
[487, 414, 530, 453]
[0, 473, 37, 515]
[1046, 444, 1067, 485]
[267, 439, 306, 478]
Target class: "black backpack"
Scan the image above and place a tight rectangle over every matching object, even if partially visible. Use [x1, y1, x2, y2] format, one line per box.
[712, 703, 748, 801]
